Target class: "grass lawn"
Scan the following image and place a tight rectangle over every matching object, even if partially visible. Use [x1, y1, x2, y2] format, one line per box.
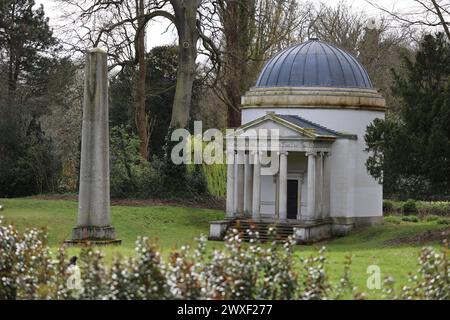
[0, 198, 448, 299]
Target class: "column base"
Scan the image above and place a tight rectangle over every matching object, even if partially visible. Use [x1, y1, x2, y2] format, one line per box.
[209, 220, 232, 241]
[65, 226, 121, 246]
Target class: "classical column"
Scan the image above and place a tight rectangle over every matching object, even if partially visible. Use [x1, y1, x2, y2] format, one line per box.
[297, 175, 304, 220]
[306, 151, 317, 220]
[225, 150, 235, 218]
[275, 176, 280, 218]
[233, 153, 238, 214]
[252, 152, 261, 219]
[68, 48, 120, 245]
[315, 153, 324, 219]
[244, 152, 253, 217]
[278, 152, 288, 220]
[323, 152, 331, 219]
[236, 150, 245, 216]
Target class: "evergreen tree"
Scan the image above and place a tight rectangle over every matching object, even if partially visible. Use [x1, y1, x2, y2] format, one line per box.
[0, 0, 57, 97]
[0, 0, 61, 197]
[365, 33, 450, 199]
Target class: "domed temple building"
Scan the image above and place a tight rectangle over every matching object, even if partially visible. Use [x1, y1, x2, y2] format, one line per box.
[210, 39, 386, 243]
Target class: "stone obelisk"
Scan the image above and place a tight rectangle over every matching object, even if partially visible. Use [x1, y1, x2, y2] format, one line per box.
[66, 48, 120, 246]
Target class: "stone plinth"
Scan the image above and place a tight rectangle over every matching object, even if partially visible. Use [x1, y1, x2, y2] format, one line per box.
[72, 226, 117, 240]
[293, 221, 332, 244]
[65, 226, 121, 246]
[64, 226, 122, 246]
[208, 220, 232, 241]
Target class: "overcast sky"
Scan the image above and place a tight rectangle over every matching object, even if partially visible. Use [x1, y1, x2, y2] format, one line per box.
[36, 0, 414, 49]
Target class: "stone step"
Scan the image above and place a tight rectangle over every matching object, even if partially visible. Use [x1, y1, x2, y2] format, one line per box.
[231, 225, 294, 231]
[231, 225, 294, 232]
[229, 220, 295, 242]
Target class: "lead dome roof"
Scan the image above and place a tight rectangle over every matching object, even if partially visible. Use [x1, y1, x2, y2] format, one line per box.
[256, 39, 373, 89]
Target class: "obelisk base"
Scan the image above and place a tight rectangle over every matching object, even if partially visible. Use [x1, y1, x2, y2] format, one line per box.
[65, 226, 121, 246]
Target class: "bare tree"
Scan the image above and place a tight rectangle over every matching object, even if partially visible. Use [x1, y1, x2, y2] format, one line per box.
[56, 0, 153, 158]
[57, 0, 208, 158]
[169, 0, 202, 128]
[201, 0, 312, 127]
[305, 1, 413, 110]
[307, 1, 366, 55]
[366, 0, 450, 41]
[135, 0, 149, 158]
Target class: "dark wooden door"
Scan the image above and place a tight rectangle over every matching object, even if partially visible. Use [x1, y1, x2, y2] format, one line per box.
[287, 180, 298, 220]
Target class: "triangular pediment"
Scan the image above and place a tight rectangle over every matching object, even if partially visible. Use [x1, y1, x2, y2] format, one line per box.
[232, 113, 338, 141]
[239, 118, 308, 138]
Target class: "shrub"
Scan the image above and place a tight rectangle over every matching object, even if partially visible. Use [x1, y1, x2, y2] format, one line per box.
[110, 126, 159, 198]
[423, 215, 441, 222]
[0, 218, 357, 300]
[383, 200, 395, 213]
[1, 218, 448, 300]
[186, 166, 208, 196]
[187, 137, 226, 198]
[0, 217, 70, 300]
[436, 218, 450, 225]
[384, 216, 402, 224]
[403, 199, 418, 215]
[385, 200, 450, 217]
[200, 163, 226, 197]
[402, 216, 419, 223]
[417, 201, 450, 217]
[0, 116, 60, 198]
[109, 127, 221, 201]
[383, 199, 404, 214]
[153, 131, 213, 200]
[400, 245, 450, 300]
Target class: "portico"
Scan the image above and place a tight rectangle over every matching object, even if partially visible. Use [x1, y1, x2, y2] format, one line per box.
[225, 113, 335, 223]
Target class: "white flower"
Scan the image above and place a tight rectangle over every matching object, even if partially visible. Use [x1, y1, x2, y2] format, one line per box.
[67, 265, 83, 293]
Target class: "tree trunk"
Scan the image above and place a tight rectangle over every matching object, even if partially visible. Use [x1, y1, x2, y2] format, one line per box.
[220, 0, 255, 128]
[134, 0, 150, 159]
[430, 0, 450, 42]
[227, 103, 242, 128]
[169, 0, 201, 129]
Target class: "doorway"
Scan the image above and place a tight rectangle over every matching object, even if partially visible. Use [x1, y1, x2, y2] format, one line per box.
[287, 180, 298, 220]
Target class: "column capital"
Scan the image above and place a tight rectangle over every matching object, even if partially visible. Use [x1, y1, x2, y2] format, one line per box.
[277, 151, 289, 156]
[250, 150, 263, 156]
[319, 151, 331, 157]
[306, 151, 317, 157]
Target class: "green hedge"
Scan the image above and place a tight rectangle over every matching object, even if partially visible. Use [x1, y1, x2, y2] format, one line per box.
[383, 199, 450, 217]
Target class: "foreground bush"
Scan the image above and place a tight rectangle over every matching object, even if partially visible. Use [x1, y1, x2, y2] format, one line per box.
[0, 218, 448, 300]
